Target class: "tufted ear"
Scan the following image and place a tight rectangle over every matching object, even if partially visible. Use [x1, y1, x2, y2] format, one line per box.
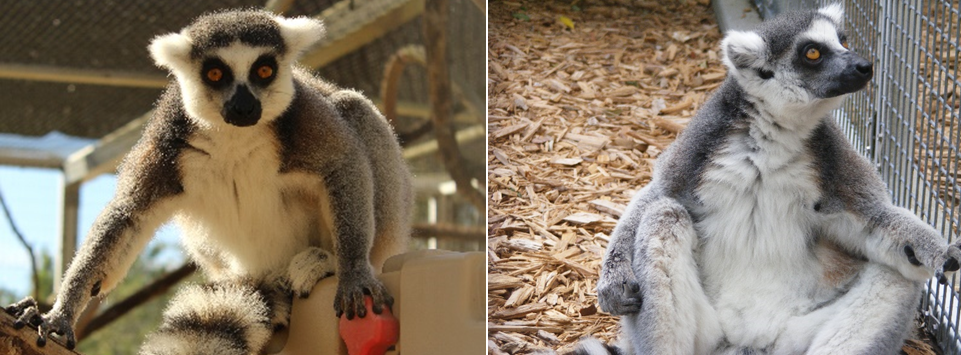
[149, 32, 192, 73]
[818, 3, 844, 25]
[721, 30, 767, 72]
[276, 16, 326, 59]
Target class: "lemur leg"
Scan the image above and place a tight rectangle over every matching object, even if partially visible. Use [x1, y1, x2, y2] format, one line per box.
[619, 198, 722, 355]
[287, 246, 336, 298]
[140, 282, 285, 355]
[782, 264, 920, 355]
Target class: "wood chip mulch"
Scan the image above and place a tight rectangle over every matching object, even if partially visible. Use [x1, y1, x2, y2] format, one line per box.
[487, 1, 721, 353]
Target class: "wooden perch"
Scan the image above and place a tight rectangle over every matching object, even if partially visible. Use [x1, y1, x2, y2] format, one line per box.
[0, 312, 80, 355]
[412, 223, 485, 240]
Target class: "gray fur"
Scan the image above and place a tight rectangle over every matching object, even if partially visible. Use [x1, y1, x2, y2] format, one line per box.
[5, 9, 412, 353]
[183, 9, 286, 59]
[590, 5, 961, 354]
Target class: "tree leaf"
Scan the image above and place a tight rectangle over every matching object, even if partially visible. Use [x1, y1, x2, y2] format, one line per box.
[559, 15, 575, 30]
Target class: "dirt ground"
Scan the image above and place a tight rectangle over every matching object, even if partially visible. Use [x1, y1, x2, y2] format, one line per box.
[486, 1, 942, 354]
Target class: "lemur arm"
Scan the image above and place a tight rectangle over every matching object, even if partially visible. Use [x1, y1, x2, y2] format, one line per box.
[5, 116, 185, 349]
[596, 184, 666, 315]
[812, 122, 961, 282]
[278, 88, 391, 320]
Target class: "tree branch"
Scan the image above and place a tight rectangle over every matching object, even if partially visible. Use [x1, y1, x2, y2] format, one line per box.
[424, 0, 485, 211]
[412, 223, 485, 241]
[0, 187, 40, 302]
[77, 263, 196, 340]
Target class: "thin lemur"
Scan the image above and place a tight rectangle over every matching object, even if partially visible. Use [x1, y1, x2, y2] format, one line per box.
[577, 5, 961, 355]
[5, 9, 411, 354]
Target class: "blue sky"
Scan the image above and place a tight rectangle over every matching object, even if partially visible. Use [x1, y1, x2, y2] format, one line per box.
[0, 166, 183, 297]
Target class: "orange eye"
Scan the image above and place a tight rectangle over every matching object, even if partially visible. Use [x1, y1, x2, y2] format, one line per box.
[806, 48, 821, 61]
[207, 68, 223, 82]
[257, 65, 273, 79]
[841, 40, 849, 49]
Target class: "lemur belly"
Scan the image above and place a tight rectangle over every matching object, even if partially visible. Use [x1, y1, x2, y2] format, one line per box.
[693, 132, 849, 349]
[174, 126, 333, 281]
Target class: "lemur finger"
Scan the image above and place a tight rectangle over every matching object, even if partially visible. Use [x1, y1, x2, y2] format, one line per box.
[937, 271, 949, 285]
[14, 306, 41, 330]
[943, 245, 961, 273]
[904, 245, 923, 266]
[5, 296, 38, 316]
[944, 258, 960, 273]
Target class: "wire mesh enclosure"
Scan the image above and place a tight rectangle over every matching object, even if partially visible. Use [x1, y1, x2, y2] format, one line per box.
[753, 0, 961, 351]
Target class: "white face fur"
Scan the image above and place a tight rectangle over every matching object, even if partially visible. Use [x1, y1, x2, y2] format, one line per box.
[720, 4, 872, 125]
[147, 16, 325, 130]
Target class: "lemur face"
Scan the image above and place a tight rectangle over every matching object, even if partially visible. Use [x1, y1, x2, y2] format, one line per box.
[148, 10, 325, 128]
[721, 4, 872, 106]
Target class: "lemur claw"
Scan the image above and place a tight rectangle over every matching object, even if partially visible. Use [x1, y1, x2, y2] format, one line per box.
[334, 276, 393, 320]
[36, 313, 77, 349]
[5, 297, 77, 350]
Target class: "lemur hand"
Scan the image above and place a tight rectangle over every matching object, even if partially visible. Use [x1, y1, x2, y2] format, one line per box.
[5, 297, 76, 349]
[334, 273, 393, 320]
[933, 240, 961, 284]
[596, 254, 643, 315]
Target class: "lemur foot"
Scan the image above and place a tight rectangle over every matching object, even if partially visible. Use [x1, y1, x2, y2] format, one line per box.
[287, 247, 336, 299]
[334, 275, 393, 320]
[6, 298, 76, 349]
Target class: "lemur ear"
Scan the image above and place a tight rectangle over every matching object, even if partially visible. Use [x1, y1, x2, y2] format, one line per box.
[149, 32, 192, 73]
[721, 30, 767, 71]
[818, 3, 844, 24]
[276, 16, 326, 58]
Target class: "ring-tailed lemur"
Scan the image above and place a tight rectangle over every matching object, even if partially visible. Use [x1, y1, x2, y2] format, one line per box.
[4, 9, 411, 354]
[576, 5, 961, 355]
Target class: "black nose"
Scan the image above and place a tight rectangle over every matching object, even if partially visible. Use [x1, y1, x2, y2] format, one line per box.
[222, 85, 262, 127]
[855, 60, 873, 76]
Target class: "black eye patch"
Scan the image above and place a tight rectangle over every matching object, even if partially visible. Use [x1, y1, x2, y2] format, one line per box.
[249, 55, 278, 87]
[201, 57, 233, 89]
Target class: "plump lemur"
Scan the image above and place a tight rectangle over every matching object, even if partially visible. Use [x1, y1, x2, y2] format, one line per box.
[5, 9, 412, 355]
[576, 5, 961, 355]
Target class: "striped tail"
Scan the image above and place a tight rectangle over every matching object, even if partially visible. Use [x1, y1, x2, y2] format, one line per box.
[140, 283, 277, 355]
[570, 337, 624, 355]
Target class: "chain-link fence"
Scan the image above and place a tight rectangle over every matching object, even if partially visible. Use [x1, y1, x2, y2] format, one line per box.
[753, 0, 961, 352]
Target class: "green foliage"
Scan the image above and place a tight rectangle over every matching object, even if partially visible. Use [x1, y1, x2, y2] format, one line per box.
[0, 287, 15, 306]
[512, 12, 531, 21]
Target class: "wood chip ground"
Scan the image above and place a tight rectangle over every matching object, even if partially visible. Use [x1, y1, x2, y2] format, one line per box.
[487, 1, 942, 354]
[487, 1, 721, 353]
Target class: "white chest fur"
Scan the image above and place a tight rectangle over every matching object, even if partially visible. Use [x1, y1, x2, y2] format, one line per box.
[174, 125, 327, 281]
[692, 121, 825, 348]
